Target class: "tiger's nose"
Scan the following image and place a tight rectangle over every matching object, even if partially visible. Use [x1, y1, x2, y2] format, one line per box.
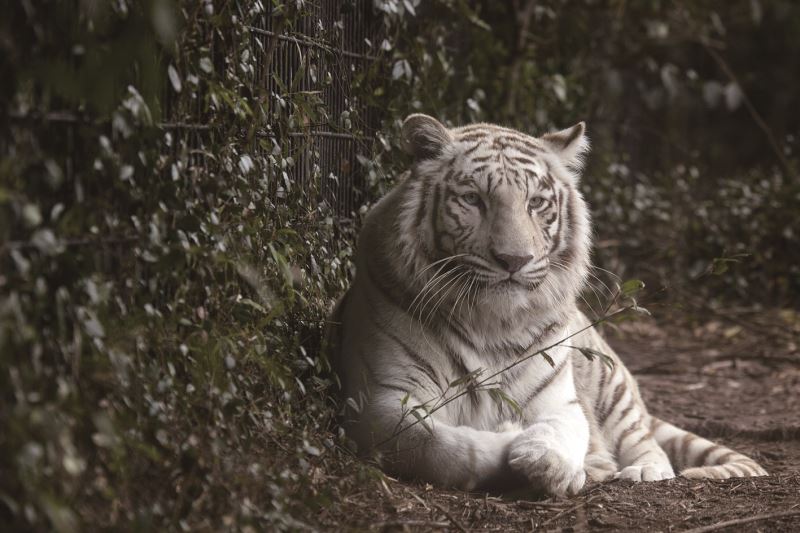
[491, 251, 534, 273]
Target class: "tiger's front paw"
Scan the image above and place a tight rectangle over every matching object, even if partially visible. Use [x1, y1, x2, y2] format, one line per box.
[508, 423, 586, 496]
[614, 463, 675, 482]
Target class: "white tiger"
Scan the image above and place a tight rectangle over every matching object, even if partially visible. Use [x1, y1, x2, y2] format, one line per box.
[329, 114, 767, 495]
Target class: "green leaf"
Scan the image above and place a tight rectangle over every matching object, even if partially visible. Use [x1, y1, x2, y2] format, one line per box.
[238, 298, 267, 314]
[488, 388, 523, 417]
[577, 347, 615, 370]
[708, 254, 751, 276]
[448, 367, 483, 388]
[711, 258, 730, 275]
[620, 279, 645, 297]
[410, 407, 433, 434]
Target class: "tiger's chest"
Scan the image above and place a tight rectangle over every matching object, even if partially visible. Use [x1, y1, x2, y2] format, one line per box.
[435, 339, 573, 430]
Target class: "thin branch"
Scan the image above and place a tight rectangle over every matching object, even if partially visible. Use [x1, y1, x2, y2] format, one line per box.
[539, 494, 600, 527]
[244, 25, 377, 61]
[432, 503, 467, 533]
[682, 509, 800, 533]
[371, 520, 451, 529]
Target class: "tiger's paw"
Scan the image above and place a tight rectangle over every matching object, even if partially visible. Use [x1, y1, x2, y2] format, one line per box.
[614, 463, 675, 482]
[508, 424, 586, 496]
[584, 453, 618, 482]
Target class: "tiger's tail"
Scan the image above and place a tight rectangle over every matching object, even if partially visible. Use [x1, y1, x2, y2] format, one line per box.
[651, 417, 767, 479]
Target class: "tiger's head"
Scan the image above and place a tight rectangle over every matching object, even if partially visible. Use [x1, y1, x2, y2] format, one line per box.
[395, 114, 591, 320]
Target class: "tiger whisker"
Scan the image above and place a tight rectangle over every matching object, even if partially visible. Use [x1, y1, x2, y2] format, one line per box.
[447, 272, 474, 324]
[549, 260, 599, 312]
[411, 253, 468, 283]
[408, 264, 460, 319]
[424, 269, 470, 329]
[414, 266, 464, 326]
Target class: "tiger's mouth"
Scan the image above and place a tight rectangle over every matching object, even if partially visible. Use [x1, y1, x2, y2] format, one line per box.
[489, 275, 546, 292]
[483, 277, 541, 292]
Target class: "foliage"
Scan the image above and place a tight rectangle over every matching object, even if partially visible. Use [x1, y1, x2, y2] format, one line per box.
[1, 0, 798, 530]
[1, 1, 367, 530]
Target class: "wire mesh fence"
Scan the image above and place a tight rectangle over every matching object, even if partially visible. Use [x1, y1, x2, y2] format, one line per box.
[250, 1, 381, 218]
[9, 0, 382, 221]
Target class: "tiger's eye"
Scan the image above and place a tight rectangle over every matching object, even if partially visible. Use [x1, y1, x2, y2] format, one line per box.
[528, 196, 547, 212]
[462, 192, 482, 206]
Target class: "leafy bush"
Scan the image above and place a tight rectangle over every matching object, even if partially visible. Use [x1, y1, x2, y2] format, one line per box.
[1, 2, 364, 529]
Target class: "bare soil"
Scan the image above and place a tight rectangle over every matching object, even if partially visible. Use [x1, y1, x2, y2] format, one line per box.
[319, 313, 800, 532]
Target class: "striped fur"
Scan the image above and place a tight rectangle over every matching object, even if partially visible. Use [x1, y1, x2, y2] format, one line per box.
[329, 114, 766, 496]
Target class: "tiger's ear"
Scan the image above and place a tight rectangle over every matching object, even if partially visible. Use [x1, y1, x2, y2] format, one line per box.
[402, 114, 453, 161]
[542, 122, 590, 169]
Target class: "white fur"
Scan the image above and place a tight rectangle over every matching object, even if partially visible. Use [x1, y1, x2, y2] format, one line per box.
[330, 116, 766, 497]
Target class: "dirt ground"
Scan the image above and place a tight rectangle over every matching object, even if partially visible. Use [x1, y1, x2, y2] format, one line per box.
[320, 312, 800, 532]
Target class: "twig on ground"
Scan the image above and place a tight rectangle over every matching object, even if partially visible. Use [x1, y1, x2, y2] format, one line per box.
[539, 494, 600, 527]
[432, 502, 468, 533]
[373, 520, 451, 530]
[515, 500, 569, 509]
[681, 508, 800, 533]
[407, 490, 429, 510]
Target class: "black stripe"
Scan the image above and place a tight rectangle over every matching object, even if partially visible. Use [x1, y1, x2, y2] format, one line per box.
[370, 314, 441, 387]
[598, 382, 625, 425]
[598, 362, 609, 392]
[398, 374, 438, 393]
[456, 125, 495, 133]
[521, 358, 568, 407]
[431, 183, 443, 253]
[614, 421, 640, 457]
[413, 176, 432, 230]
[696, 444, 723, 466]
[633, 431, 653, 448]
[629, 449, 653, 465]
[613, 400, 634, 428]
[442, 342, 470, 378]
[441, 341, 479, 408]
[379, 383, 409, 394]
[679, 433, 695, 467]
[506, 143, 545, 159]
[549, 189, 565, 254]
[463, 143, 481, 155]
[557, 188, 580, 265]
[509, 156, 538, 166]
[561, 124, 582, 148]
[445, 318, 478, 353]
[715, 451, 737, 466]
[457, 132, 490, 143]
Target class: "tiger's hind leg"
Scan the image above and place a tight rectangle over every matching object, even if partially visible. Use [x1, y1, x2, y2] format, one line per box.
[584, 431, 617, 482]
[595, 366, 674, 481]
